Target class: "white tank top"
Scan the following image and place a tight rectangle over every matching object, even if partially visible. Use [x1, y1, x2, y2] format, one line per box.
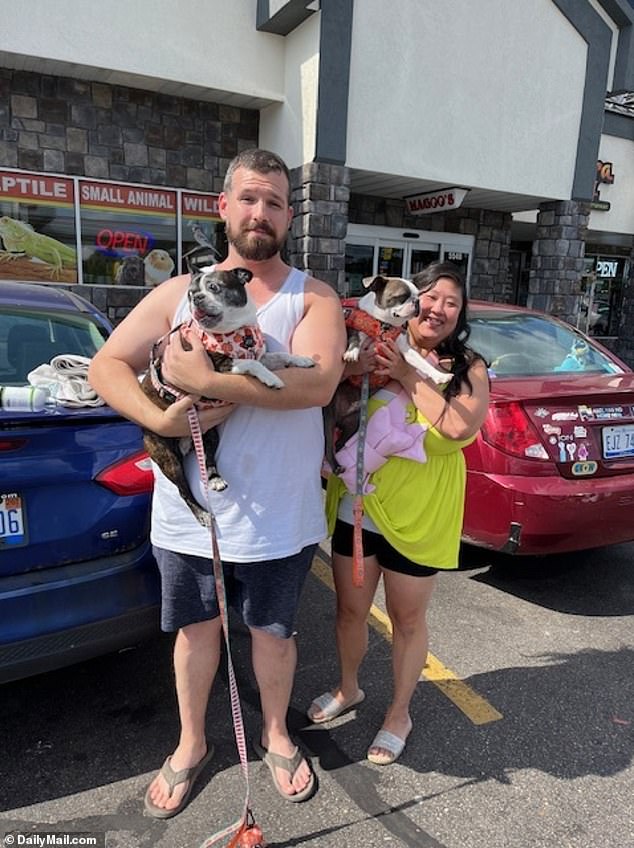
[150, 267, 327, 562]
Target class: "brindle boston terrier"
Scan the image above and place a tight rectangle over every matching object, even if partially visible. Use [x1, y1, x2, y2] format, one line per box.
[324, 274, 452, 474]
[141, 262, 314, 525]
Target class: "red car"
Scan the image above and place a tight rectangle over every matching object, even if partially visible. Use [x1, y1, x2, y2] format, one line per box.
[464, 301, 634, 555]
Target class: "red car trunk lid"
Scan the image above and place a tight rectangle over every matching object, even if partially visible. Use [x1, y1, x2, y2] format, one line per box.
[492, 373, 634, 479]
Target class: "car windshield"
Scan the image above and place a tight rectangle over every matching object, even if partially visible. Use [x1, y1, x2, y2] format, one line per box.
[468, 310, 623, 378]
[0, 307, 108, 385]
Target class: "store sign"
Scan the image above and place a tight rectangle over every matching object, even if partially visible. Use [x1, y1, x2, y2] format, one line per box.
[95, 227, 155, 256]
[596, 259, 622, 279]
[0, 170, 77, 284]
[592, 160, 615, 211]
[182, 192, 220, 218]
[80, 181, 176, 214]
[596, 160, 615, 185]
[405, 187, 469, 216]
[0, 172, 74, 203]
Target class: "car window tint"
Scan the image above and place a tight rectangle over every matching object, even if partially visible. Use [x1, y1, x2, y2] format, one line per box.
[468, 311, 622, 377]
[0, 309, 108, 385]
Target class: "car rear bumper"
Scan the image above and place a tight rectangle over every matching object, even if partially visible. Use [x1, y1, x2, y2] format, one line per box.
[463, 471, 634, 555]
[0, 542, 160, 683]
[0, 606, 160, 684]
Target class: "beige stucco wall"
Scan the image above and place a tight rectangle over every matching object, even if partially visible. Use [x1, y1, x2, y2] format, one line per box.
[259, 14, 321, 168]
[345, 0, 588, 199]
[0, 0, 285, 103]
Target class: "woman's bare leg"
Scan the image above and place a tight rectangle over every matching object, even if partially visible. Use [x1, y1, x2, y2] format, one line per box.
[368, 571, 437, 760]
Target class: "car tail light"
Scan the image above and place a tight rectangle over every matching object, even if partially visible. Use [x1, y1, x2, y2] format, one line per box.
[481, 402, 549, 460]
[96, 450, 154, 495]
[0, 438, 27, 451]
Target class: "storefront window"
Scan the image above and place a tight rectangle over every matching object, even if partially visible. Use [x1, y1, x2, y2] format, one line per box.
[345, 243, 374, 296]
[377, 246, 404, 276]
[0, 171, 78, 284]
[581, 255, 627, 337]
[180, 192, 224, 272]
[79, 181, 178, 286]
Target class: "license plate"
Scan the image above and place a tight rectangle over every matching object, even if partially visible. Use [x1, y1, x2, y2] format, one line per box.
[602, 424, 634, 460]
[0, 492, 27, 547]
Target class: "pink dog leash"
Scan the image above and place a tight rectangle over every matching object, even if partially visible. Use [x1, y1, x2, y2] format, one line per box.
[187, 407, 266, 848]
[351, 373, 370, 588]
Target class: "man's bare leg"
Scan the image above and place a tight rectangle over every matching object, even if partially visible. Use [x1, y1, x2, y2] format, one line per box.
[147, 617, 222, 812]
[250, 628, 312, 796]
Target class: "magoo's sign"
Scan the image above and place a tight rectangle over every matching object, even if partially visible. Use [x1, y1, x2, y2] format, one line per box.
[405, 187, 469, 216]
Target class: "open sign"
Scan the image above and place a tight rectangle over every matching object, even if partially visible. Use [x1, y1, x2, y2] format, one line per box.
[95, 228, 155, 257]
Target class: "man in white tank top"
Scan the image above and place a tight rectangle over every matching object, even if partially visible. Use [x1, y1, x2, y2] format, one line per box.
[89, 149, 346, 814]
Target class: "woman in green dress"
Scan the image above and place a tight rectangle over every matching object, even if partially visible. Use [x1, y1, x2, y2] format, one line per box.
[308, 261, 490, 764]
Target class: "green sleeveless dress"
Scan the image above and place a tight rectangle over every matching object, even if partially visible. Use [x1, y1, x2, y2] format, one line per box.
[325, 393, 476, 570]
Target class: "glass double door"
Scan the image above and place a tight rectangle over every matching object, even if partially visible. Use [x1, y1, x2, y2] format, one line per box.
[345, 240, 440, 296]
[344, 227, 473, 297]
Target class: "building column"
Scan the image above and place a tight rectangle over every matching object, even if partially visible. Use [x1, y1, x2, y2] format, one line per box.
[288, 161, 350, 290]
[528, 200, 590, 325]
[462, 209, 513, 301]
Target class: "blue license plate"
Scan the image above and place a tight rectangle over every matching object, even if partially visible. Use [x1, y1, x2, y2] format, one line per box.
[0, 492, 27, 547]
[602, 424, 634, 460]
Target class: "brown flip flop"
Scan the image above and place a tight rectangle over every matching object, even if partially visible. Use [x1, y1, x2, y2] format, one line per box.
[143, 746, 214, 819]
[253, 739, 316, 802]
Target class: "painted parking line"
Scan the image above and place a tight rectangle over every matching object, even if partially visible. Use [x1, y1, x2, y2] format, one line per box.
[312, 553, 503, 726]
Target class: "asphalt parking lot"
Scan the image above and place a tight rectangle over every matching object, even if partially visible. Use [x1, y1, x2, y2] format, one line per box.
[0, 540, 632, 848]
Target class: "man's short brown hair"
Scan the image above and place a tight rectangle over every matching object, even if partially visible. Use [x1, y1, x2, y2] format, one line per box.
[223, 148, 291, 202]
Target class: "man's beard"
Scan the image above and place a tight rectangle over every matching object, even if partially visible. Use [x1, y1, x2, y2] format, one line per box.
[226, 222, 286, 261]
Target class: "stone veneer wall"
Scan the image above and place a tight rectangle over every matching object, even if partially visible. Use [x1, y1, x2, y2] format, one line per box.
[288, 162, 350, 291]
[527, 200, 590, 326]
[0, 67, 259, 324]
[347, 193, 514, 301]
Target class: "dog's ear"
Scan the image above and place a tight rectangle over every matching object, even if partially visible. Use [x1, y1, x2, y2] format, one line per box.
[234, 268, 253, 286]
[362, 275, 388, 293]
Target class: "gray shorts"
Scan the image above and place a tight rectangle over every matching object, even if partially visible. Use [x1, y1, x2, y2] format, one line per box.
[153, 544, 317, 639]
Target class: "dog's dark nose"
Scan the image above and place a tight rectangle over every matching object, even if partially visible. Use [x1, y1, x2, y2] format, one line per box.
[413, 299, 420, 316]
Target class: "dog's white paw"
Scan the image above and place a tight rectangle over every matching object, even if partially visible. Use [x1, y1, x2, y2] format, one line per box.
[291, 355, 315, 368]
[261, 372, 285, 389]
[209, 476, 228, 491]
[343, 348, 360, 363]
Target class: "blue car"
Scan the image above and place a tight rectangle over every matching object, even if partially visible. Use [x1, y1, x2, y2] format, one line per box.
[0, 280, 160, 683]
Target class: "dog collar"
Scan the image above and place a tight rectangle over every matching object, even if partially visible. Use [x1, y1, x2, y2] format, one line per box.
[191, 321, 266, 361]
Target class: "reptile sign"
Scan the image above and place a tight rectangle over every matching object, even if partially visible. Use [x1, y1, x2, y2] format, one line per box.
[0, 172, 78, 284]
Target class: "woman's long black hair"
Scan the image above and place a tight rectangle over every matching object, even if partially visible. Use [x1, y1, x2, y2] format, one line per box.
[411, 261, 486, 400]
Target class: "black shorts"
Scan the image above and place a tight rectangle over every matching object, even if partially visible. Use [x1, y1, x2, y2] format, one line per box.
[153, 544, 316, 638]
[332, 520, 438, 577]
